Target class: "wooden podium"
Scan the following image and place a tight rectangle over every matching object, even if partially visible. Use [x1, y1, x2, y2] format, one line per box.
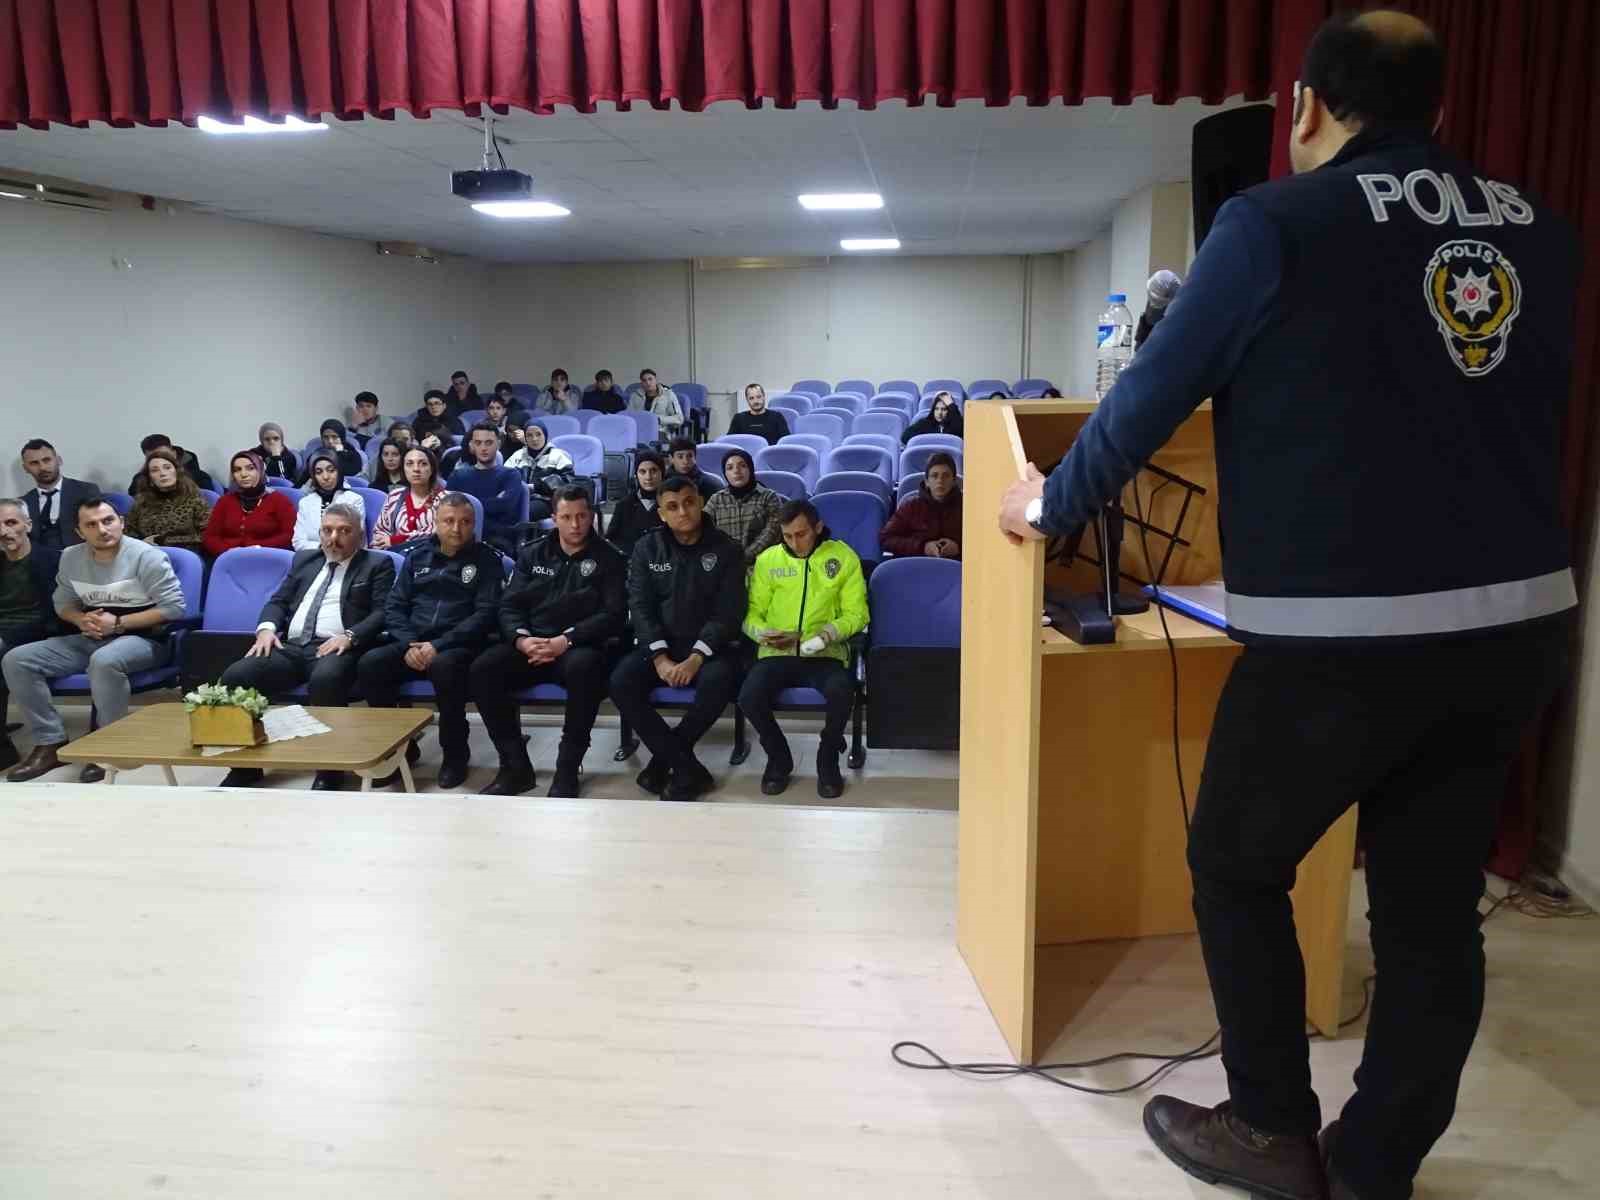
[957, 398, 1357, 1063]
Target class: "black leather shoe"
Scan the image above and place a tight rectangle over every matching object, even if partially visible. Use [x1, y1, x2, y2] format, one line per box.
[311, 771, 344, 791]
[436, 759, 469, 790]
[0, 736, 19, 772]
[1320, 1120, 1361, 1200]
[1143, 1096, 1325, 1200]
[79, 764, 106, 783]
[548, 767, 582, 798]
[635, 757, 670, 795]
[7, 742, 64, 782]
[480, 765, 536, 796]
[816, 749, 844, 800]
[371, 739, 423, 789]
[219, 767, 265, 788]
[760, 754, 792, 796]
[666, 758, 714, 802]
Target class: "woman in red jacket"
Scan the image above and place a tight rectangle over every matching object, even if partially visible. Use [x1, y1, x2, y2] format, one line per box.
[202, 450, 296, 557]
[881, 451, 963, 559]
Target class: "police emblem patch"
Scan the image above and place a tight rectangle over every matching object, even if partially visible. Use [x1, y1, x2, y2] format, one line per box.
[461, 564, 478, 584]
[1423, 239, 1522, 377]
[700, 552, 717, 573]
[580, 559, 597, 577]
[825, 558, 841, 580]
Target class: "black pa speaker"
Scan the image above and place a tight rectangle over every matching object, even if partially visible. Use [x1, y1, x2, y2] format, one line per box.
[1191, 105, 1276, 248]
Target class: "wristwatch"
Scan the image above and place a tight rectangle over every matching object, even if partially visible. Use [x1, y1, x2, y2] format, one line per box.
[1024, 496, 1048, 534]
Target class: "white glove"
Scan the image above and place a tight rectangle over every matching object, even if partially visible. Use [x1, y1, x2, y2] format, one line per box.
[800, 635, 828, 656]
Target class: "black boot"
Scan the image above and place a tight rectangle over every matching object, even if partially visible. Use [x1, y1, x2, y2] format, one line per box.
[219, 766, 266, 787]
[636, 756, 670, 795]
[760, 742, 793, 796]
[816, 743, 844, 799]
[667, 754, 714, 802]
[547, 739, 586, 798]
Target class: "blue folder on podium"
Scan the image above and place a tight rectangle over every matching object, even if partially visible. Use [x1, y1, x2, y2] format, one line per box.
[1142, 581, 1227, 630]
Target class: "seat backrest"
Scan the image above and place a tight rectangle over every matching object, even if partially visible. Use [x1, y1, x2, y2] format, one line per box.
[795, 412, 845, 445]
[845, 432, 902, 468]
[534, 415, 581, 441]
[900, 445, 964, 478]
[815, 470, 893, 507]
[588, 414, 636, 453]
[906, 433, 964, 454]
[760, 470, 809, 501]
[769, 406, 802, 432]
[624, 380, 645, 400]
[853, 409, 908, 439]
[813, 406, 857, 436]
[721, 433, 768, 458]
[264, 476, 295, 489]
[779, 433, 833, 463]
[459, 408, 487, 428]
[102, 490, 134, 516]
[1012, 377, 1055, 397]
[818, 392, 865, 415]
[754, 444, 820, 489]
[197, 488, 222, 508]
[968, 378, 1012, 398]
[922, 378, 967, 400]
[694, 442, 737, 480]
[869, 557, 962, 647]
[301, 437, 324, 462]
[869, 394, 916, 420]
[833, 379, 874, 399]
[897, 472, 924, 506]
[571, 408, 599, 432]
[278, 487, 304, 507]
[626, 409, 660, 445]
[791, 379, 830, 398]
[350, 487, 387, 542]
[202, 547, 294, 631]
[766, 392, 813, 414]
[824, 444, 894, 483]
[813, 490, 887, 563]
[511, 383, 541, 407]
[672, 382, 709, 411]
[160, 546, 205, 625]
[879, 379, 920, 399]
[551, 434, 604, 477]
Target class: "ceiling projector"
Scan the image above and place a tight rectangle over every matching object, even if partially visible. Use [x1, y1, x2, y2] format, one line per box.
[450, 169, 533, 203]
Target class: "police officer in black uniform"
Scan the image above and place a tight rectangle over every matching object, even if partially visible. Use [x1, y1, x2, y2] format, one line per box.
[1000, 13, 1578, 1200]
[357, 492, 505, 790]
[470, 485, 628, 798]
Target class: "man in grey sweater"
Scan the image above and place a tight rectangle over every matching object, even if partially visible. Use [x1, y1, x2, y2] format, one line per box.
[3, 495, 187, 781]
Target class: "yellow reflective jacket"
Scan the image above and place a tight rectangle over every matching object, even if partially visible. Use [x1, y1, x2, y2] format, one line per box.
[743, 536, 868, 665]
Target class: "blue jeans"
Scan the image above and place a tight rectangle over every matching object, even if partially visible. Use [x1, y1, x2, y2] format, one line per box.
[1, 633, 172, 744]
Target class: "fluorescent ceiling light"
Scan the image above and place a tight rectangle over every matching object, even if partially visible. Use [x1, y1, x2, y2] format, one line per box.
[471, 200, 572, 219]
[798, 193, 883, 211]
[840, 238, 900, 252]
[0, 190, 26, 200]
[197, 114, 327, 134]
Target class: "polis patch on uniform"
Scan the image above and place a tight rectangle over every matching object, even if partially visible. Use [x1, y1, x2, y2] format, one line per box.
[700, 552, 718, 573]
[461, 564, 478, 584]
[580, 559, 597, 577]
[1423, 239, 1522, 377]
[825, 558, 841, 579]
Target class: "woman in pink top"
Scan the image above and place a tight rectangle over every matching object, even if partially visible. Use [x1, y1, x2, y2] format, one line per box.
[372, 446, 444, 549]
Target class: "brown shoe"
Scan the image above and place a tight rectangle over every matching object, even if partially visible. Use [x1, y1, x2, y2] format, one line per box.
[7, 742, 65, 783]
[1143, 1096, 1327, 1200]
[1319, 1120, 1362, 1199]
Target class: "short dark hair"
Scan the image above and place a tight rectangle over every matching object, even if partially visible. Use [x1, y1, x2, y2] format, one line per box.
[74, 493, 113, 524]
[450, 370, 468, 382]
[635, 450, 665, 472]
[553, 484, 592, 509]
[1301, 11, 1444, 132]
[779, 499, 819, 527]
[486, 395, 507, 409]
[424, 388, 446, 402]
[640, 368, 657, 380]
[658, 475, 699, 498]
[550, 367, 568, 380]
[595, 369, 613, 382]
[20, 438, 55, 456]
[468, 422, 500, 440]
[436, 491, 475, 515]
[400, 444, 439, 486]
[669, 438, 696, 456]
[140, 434, 172, 454]
[494, 380, 513, 393]
[924, 451, 959, 477]
[354, 390, 379, 407]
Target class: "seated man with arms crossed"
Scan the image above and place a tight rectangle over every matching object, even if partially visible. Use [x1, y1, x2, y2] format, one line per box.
[447, 423, 525, 556]
[740, 500, 868, 798]
[471, 486, 627, 798]
[0, 499, 64, 771]
[608, 477, 746, 803]
[216, 502, 393, 791]
[4, 496, 186, 782]
[357, 494, 504, 791]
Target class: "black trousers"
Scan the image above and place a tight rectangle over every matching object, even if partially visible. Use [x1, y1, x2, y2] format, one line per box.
[608, 647, 740, 766]
[737, 655, 854, 764]
[356, 642, 478, 763]
[470, 641, 610, 761]
[1187, 617, 1570, 1200]
[220, 640, 359, 706]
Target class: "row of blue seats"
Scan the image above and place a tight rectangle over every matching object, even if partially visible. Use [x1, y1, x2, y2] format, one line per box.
[789, 378, 1056, 401]
[700, 438, 962, 491]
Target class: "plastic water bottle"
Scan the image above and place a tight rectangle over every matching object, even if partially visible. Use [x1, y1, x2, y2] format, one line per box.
[1095, 293, 1135, 400]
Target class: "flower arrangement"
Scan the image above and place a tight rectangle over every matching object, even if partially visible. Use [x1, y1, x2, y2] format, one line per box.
[184, 683, 269, 747]
[183, 683, 270, 717]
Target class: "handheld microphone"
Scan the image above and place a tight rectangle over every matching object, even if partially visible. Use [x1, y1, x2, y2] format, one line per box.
[1135, 269, 1183, 349]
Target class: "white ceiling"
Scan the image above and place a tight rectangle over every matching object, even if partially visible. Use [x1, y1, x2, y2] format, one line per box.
[0, 96, 1242, 263]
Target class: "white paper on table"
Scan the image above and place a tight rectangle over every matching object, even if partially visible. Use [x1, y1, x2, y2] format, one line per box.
[199, 705, 334, 757]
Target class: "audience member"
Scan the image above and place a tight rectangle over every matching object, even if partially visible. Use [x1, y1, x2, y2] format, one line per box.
[446, 423, 523, 555]
[367, 438, 408, 491]
[726, 383, 790, 445]
[3, 495, 186, 782]
[667, 438, 724, 501]
[348, 391, 390, 446]
[902, 392, 964, 443]
[1042, 387, 1064, 398]
[124, 447, 210, 552]
[704, 449, 782, 565]
[371, 447, 444, 550]
[582, 369, 628, 414]
[18, 439, 96, 550]
[216, 502, 392, 790]
[882, 451, 962, 559]
[987, 391, 1009, 400]
[491, 381, 529, 422]
[293, 450, 366, 551]
[201, 451, 295, 557]
[608, 477, 746, 802]
[312, 419, 364, 481]
[471, 486, 627, 798]
[605, 451, 666, 556]
[0, 499, 64, 771]
[506, 422, 574, 521]
[632, 369, 686, 437]
[483, 395, 528, 439]
[498, 414, 528, 460]
[740, 500, 868, 798]
[130, 434, 215, 494]
[416, 390, 465, 440]
[437, 438, 467, 477]
[388, 421, 415, 450]
[537, 368, 584, 415]
[447, 370, 479, 415]
[254, 423, 299, 482]
[357, 494, 504, 791]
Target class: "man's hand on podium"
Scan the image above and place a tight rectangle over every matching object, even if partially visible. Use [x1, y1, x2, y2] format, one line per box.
[999, 462, 1048, 546]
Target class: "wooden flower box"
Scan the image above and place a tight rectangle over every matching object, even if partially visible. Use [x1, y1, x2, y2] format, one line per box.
[188, 705, 266, 748]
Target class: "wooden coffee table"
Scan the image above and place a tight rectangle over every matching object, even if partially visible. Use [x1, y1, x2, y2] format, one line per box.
[56, 703, 435, 792]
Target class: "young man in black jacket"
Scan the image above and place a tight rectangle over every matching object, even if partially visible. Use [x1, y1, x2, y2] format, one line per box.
[666, 439, 725, 502]
[470, 486, 628, 798]
[356, 493, 505, 790]
[0, 499, 64, 770]
[608, 476, 747, 802]
[726, 383, 791, 445]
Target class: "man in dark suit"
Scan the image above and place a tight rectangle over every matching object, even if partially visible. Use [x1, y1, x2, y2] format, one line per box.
[0, 498, 64, 770]
[19, 439, 97, 550]
[217, 500, 393, 791]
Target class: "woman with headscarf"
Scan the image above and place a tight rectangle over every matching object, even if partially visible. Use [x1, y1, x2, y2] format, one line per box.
[704, 447, 784, 566]
[255, 422, 299, 481]
[902, 392, 965, 443]
[124, 446, 210, 551]
[367, 437, 408, 491]
[307, 419, 364, 481]
[881, 451, 963, 559]
[203, 450, 297, 556]
[604, 450, 666, 556]
[372, 446, 445, 550]
[505, 421, 575, 519]
[292, 449, 366, 551]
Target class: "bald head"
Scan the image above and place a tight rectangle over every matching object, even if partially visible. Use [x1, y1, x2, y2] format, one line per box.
[1353, 9, 1434, 45]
